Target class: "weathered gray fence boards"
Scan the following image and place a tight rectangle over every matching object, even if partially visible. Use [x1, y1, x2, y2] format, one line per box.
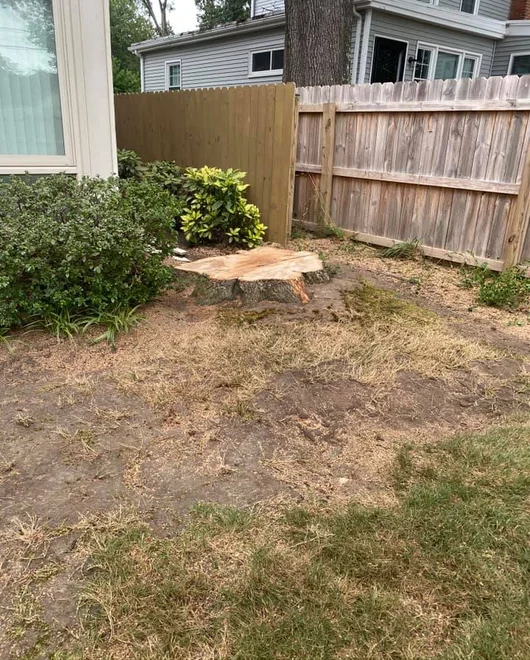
[295, 76, 530, 270]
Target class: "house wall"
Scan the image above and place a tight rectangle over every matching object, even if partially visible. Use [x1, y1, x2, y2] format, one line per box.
[362, 10, 496, 82]
[415, 0, 511, 21]
[142, 27, 285, 91]
[492, 35, 530, 74]
[0, 0, 117, 178]
[252, 0, 285, 16]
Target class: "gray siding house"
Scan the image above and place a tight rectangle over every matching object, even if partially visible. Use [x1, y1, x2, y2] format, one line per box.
[132, 0, 530, 92]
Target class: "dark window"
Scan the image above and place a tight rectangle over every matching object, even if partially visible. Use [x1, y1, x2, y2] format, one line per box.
[252, 51, 271, 72]
[251, 48, 284, 73]
[272, 48, 284, 70]
[460, 0, 476, 14]
[371, 37, 407, 84]
[510, 54, 530, 76]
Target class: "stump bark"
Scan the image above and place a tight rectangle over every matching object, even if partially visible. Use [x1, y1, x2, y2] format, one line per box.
[174, 246, 328, 305]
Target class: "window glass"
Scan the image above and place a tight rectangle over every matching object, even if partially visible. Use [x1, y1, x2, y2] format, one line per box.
[462, 56, 477, 79]
[460, 0, 476, 13]
[434, 51, 459, 80]
[414, 48, 432, 81]
[0, 0, 65, 156]
[511, 54, 530, 76]
[168, 63, 181, 90]
[252, 51, 271, 72]
[271, 48, 284, 70]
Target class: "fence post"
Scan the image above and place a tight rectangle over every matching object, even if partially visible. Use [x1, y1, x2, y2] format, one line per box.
[504, 142, 530, 270]
[319, 102, 336, 225]
[286, 93, 300, 238]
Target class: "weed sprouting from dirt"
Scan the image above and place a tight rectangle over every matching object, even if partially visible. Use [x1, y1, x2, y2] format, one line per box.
[381, 239, 421, 260]
[461, 264, 530, 310]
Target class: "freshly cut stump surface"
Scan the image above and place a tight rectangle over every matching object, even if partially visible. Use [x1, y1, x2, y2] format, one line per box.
[175, 246, 329, 304]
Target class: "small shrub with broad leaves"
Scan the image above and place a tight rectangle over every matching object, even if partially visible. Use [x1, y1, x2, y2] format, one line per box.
[181, 167, 266, 247]
[0, 175, 179, 333]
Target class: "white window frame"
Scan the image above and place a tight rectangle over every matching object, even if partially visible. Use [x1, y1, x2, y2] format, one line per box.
[248, 47, 284, 78]
[369, 34, 409, 84]
[0, 0, 76, 171]
[460, 0, 480, 16]
[165, 60, 182, 91]
[509, 52, 530, 75]
[414, 43, 482, 81]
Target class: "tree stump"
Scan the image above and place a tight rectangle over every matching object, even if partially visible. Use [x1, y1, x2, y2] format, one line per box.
[173, 246, 329, 305]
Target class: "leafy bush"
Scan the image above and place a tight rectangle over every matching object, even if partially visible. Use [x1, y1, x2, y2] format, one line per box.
[181, 167, 266, 247]
[117, 152, 266, 248]
[117, 149, 144, 180]
[143, 160, 186, 200]
[461, 264, 530, 309]
[0, 175, 179, 330]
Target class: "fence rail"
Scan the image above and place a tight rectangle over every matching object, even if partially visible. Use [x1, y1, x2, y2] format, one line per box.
[115, 83, 297, 245]
[294, 76, 530, 270]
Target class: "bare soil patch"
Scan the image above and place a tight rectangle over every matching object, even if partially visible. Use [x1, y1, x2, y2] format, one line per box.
[1, 237, 529, 657]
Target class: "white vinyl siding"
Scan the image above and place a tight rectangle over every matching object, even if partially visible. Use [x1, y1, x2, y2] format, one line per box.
[492, 36, 530, 76]
[417, 0, 510, 20]
[252, 0, 284, 17]
[363, 10, 495, 83]
[143, 28, 285, 91]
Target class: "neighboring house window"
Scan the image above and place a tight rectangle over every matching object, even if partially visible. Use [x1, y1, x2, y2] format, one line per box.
[414, 45, 480, 81]
[510, 53, 530, 76]
[0, 0, 65, 156]
[460, 0, 479, 14]
[166, 61, 182, 90]
[249, 48, 284, 76]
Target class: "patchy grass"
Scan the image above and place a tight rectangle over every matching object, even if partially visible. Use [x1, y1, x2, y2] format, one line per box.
[34, 423, 527, 659]
[341, 282, 435, 326]
[112, 284, 497, 423]
[461, 265, 530, 310]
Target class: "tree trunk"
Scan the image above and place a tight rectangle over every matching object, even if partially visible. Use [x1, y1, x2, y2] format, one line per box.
[283, 0, 354, 86]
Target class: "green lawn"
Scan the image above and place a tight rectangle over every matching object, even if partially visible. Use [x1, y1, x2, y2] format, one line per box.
[66, 424, 530, 659]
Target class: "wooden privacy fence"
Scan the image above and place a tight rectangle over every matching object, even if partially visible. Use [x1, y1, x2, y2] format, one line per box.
[294, 76, 530, 270]
[115, 83, 297, 244]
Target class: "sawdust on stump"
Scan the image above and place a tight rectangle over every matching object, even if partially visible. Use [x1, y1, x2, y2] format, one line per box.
[174, 246, 329, 304]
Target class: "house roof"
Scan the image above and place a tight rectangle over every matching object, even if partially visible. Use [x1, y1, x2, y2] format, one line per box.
[129, 13, 286, 55]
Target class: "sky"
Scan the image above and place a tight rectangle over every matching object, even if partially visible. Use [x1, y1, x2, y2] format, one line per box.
[169, 0, 199, 33]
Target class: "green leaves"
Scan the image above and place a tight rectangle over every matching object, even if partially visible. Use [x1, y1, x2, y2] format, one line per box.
[0, 175, 179, 330]
[180, 166, 266, 248]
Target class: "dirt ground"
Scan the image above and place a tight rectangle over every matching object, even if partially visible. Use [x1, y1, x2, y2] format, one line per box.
[1, 236, 529, 658]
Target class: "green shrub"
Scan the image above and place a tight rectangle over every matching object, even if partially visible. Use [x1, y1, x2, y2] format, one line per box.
[0, 175, 179, 330]
[143, 160, 186, 201]
[181, 167, 266, 247]
[461, 264, 530, 309]
[117, 149, 144, 180]
[117, 153, 265, 248]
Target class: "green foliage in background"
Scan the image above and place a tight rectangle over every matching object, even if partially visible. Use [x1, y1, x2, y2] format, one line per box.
[195, 0, 250, 30]
[110, 0, 154, 93]
[0, 175, 179, 331]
